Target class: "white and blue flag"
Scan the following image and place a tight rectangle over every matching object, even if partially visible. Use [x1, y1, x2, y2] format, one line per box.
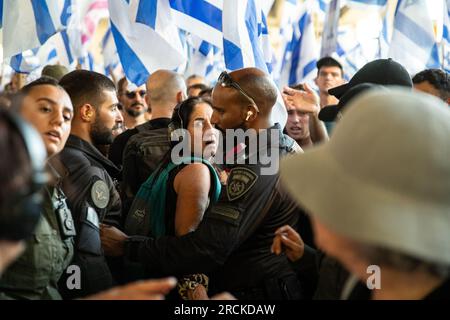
[184, 35, 224, 84]
[222, 0, 271, 73]
[2, 0, 72, 58]
[388, 0, 440, 75]
[101, 26, 120, 73]
[279, 5, 318, 86]
[50, 29, 77, 67]
[272, 0, 299, 82]
[109, 0, 186, 86]
[78, 53, 99, 72]
[169, 0, 223, 49]
[9, 42, 59, 74]
[9, 50, 41, 74]
[442, 0, 450, 72]
[320, 0, 341, 57]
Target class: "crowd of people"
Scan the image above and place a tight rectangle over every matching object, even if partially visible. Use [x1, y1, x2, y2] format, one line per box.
[0, 56, 449, 300]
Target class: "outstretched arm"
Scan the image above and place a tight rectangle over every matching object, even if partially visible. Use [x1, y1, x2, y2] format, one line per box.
[283, 84, 329, 144]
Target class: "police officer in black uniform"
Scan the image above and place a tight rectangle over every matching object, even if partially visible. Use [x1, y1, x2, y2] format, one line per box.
[102, 68, 304, 299]
[55, 70, 123, 298]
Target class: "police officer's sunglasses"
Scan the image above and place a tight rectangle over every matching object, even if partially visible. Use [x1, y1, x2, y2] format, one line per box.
[217, 71, 260, 113]
[125, 90, 147, 99]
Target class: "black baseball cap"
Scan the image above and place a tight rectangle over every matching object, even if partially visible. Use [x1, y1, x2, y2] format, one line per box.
[319, 83, 384, 122]
[328, 58, 412, 99]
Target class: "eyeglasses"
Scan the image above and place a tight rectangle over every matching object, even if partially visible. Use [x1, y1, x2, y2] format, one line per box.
[217, 71, 259, 112]
[125, 90, 146, 99]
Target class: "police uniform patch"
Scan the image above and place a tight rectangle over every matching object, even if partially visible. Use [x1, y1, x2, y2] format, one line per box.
[209, 205, 241, 226]
[226, 167, 258, 201]
[90, 180, 110, 209]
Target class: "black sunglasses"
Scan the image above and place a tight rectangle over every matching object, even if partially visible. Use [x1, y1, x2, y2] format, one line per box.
[125, 90, 146, 99]
[217, 71, 259, 112]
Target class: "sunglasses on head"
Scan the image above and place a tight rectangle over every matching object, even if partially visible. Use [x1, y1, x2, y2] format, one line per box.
[125, 90, 147, 99]
[217, 71, 259, 112]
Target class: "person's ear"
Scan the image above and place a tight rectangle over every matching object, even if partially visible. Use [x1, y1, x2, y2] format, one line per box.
[244, 106, 257, 122]
[314, 77, 318, 86]
[145, 93, 151, 108]
[80, 104, 95, 122]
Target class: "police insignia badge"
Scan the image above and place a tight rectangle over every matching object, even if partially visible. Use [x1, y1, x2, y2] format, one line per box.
[227, 167, 258, 201]
[91, 180, 110, 209]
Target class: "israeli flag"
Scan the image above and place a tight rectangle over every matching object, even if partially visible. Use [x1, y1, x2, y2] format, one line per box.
[109, 0, 186, 86]
[272, 0, 299, 82]
[223, 0, 286, 127]
[9, 50, 41, 74]
[78, 53, 99, 72]
[185, 36, 215, 78]
[184, 35, 225, 84]
[169, 0, 223, 49]
[222, 0, 270, 73]
[2, 0, 72, 58]
[278, 0, 299, 48]
[320, 0, 341, 57]
[443, 0, 450, 72]
[64, 0, 87, 61]
[102, 26, 120, 72]
[51, 29, 77, 67]
[388, 0, 440, 75]
[9, 42, 59, 74]
[260, 8, 273, 73]
[279, 5, 318, 87]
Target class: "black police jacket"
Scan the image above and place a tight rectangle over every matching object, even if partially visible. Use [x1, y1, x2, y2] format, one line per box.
[125, 125, 304, 298]
[55, 135, 122, 298]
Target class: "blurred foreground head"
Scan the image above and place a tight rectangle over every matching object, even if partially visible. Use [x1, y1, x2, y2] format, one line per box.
[282, 88, 450, 293]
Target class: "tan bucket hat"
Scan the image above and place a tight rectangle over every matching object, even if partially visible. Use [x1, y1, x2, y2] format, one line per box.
[281, 88, 450, 265]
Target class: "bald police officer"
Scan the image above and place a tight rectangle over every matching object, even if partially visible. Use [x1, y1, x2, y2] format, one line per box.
[101, 68, 304, 299]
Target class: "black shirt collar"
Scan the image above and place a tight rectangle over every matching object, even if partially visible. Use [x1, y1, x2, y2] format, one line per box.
[137, 117, 171, 131]
[65, 135, 120, 176]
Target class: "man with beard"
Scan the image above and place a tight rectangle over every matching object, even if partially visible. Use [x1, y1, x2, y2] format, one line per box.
[55, 70, 124, 298]
[101, 68, 304, 300]
[117, 77, 148, 130]
[107, 77, 142, 166]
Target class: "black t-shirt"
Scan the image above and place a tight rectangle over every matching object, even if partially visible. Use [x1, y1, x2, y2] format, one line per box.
[109, 118, 172, 168]
[109, 128, 139, 168]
